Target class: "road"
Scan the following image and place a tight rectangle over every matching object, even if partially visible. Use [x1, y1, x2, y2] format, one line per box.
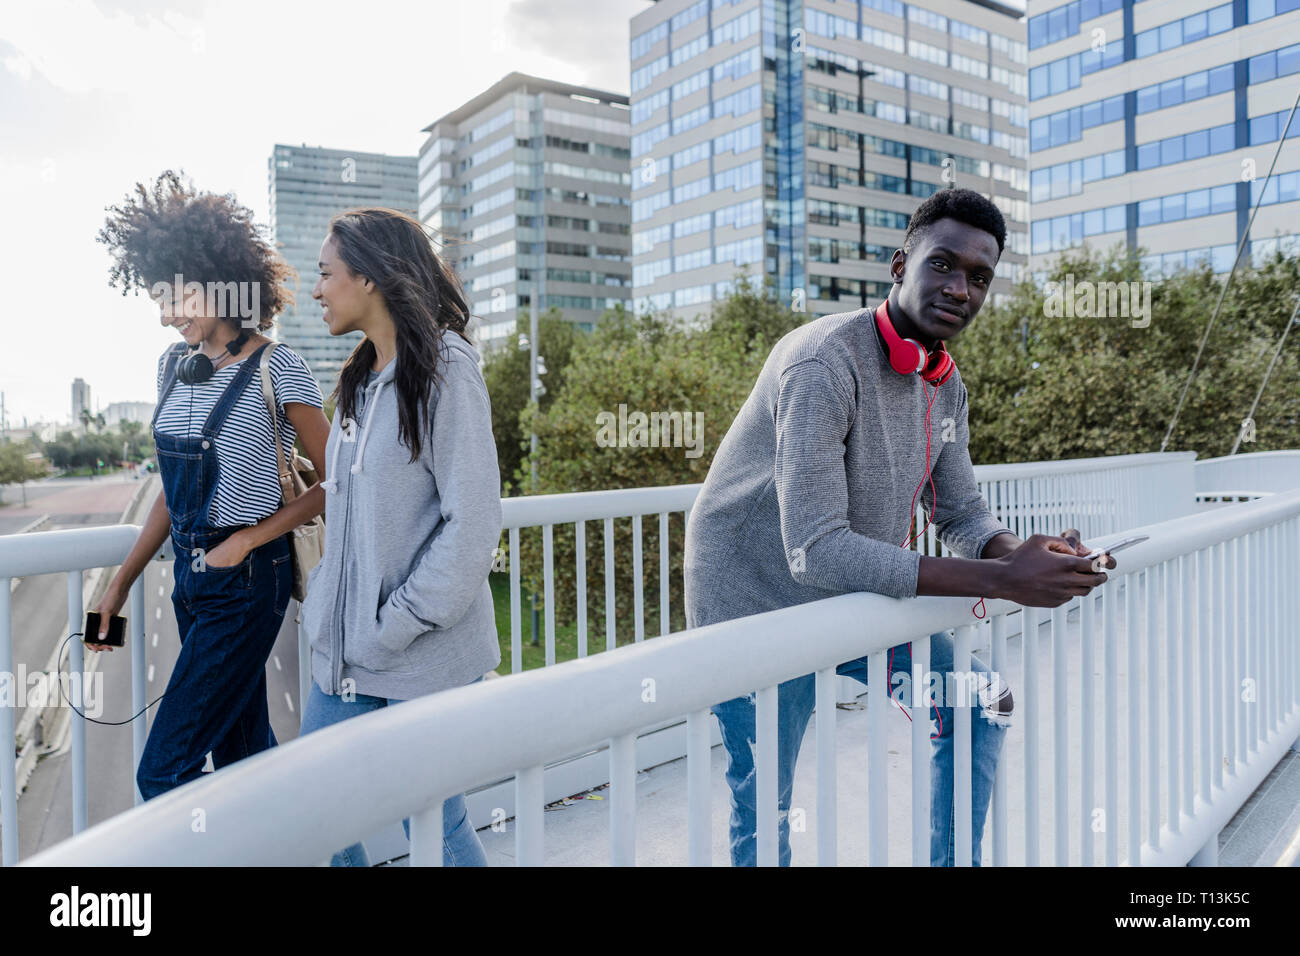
[0, 473, 139, 533]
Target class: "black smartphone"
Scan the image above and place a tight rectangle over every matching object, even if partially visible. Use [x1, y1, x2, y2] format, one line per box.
[84, 611, 126, 647]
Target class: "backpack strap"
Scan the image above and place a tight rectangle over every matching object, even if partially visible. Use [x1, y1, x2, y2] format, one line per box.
[150, 342, 190, 429]
[259, 342, 294, 506]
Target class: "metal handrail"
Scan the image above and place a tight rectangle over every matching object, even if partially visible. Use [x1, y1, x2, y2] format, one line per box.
[21, 486, 1300, 867]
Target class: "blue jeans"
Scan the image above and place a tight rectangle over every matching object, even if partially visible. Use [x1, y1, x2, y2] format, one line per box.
[137, 533, 293, 800]
[711, 631, 1010, 867]
[298, 678, 488, 867]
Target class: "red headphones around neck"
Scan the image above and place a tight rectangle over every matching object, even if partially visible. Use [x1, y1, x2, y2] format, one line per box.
[873, 300, 957, 387]
[875, 297, 975, 738]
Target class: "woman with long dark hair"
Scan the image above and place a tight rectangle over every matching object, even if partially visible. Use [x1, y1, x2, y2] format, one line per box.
[91, 170, 330, 799]
[297, 207, 501, 866]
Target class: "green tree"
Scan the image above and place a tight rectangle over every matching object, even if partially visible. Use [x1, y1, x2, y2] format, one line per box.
[953, 244, 1300, 464]
[511, 274, 804, 640]
[480, 309, 579, 495]
[114, 419, 154, 463]
[0, 440, 48, 505]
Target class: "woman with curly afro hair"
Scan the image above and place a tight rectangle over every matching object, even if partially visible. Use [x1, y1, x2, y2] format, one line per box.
[90, 170, 331, 801]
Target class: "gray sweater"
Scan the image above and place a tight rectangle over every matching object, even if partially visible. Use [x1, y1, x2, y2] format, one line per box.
[684, 306, 1012, 629]
[300, 333, 502, 699]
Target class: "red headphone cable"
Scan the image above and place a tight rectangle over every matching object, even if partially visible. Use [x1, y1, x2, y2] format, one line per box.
[889, 377, 989, 737]
[894, 381, 944, 739]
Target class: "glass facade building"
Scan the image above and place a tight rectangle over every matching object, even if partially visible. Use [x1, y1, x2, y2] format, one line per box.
[268, 145, 417, 397]
[629, 0, 1031, 321]
[417, 73, 633, 351]
[1026, 0, 1300, 277]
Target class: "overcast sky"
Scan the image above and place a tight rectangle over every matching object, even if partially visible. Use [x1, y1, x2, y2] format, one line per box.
[0, 0, 651, 425]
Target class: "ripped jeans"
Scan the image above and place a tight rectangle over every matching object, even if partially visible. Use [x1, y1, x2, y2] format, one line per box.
[711, 631, 1010, 867]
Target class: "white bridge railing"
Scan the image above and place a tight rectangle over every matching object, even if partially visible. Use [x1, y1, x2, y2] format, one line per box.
[1194, 450, 1300, 496]
[20, 485, 1300, 866]
[495, 451, 1200, 675]
[0, 449, 1290, 865]
[0, 525, 149, 867]
[463, 451, 1200, 819]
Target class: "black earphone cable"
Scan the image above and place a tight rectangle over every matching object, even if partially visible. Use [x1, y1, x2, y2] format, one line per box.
[57, 632, 165, 725]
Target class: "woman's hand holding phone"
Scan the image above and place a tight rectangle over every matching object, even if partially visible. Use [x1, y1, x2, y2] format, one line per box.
[86, 583, 128, 652]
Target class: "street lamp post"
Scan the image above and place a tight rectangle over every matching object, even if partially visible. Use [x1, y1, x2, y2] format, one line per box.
[526, 272, 547, 648]
[529, 289, 539, 647]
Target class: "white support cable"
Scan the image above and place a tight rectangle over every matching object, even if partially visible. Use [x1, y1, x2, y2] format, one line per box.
[1161, 81, 1300, 453]
[1228, 294, 1300, 456]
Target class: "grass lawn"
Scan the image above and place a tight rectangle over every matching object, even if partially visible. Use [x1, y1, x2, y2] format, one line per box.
[488, 573, 670, 673]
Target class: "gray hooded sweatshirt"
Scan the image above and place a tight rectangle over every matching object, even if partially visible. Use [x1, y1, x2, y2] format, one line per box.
[300, 332, 502, 699]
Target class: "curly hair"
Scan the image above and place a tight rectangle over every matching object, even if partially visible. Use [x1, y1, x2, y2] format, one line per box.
[903, 186, 1006, 258]
[96, 169, 294, 331]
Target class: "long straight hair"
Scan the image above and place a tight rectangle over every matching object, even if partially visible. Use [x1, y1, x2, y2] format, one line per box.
[327, 208, 471, 462]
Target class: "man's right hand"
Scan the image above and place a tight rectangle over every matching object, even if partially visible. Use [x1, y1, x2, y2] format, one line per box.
[991, 534, 1108, 608]
[85, 582, 128, 652]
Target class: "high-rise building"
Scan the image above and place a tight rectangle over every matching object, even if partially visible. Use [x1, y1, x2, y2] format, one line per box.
[1026, 0, 1300, 276]
[268, 144, 418, 396]
[629, 0, 1030, 322]
[417, 73, 633, 350]
[71, 378, 91, 425]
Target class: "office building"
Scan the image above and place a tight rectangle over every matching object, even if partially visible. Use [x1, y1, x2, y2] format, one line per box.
[71, 378, 91, 426]
[268, 144, 418, 395]
[102, 401, 156, 427]
[417, 73, 633, 350]
[1027, 0, 1300, 276]
[629, 0, 1030, 322]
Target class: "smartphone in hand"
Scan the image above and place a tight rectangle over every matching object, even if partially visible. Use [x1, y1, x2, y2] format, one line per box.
[84, 610, 126, 647]
[1085, 534, 1149, 572]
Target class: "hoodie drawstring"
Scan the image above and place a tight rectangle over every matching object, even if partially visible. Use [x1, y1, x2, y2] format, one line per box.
[319, 408, 344, 494]
[321, 380, 386, 494]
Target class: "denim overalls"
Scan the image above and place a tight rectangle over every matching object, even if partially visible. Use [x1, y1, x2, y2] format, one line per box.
[137, 342, 293, 800]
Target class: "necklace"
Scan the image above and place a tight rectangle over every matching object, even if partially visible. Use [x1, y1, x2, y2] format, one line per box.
[200, 333, 255, 372]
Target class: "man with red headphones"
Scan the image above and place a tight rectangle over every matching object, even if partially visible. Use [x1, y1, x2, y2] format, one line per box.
[684, 188, 1114, 866]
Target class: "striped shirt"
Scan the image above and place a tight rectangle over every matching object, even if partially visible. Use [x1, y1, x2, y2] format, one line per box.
[153, 343, 324, 527]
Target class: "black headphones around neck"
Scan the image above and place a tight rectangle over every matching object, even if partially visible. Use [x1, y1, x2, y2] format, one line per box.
[176, 330, 251, 385]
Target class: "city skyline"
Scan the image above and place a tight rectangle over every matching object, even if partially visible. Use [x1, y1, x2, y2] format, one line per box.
[2, 0, 1046, 427]
[0, 0, 651, 424]
[1, 0, 1051, 426]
